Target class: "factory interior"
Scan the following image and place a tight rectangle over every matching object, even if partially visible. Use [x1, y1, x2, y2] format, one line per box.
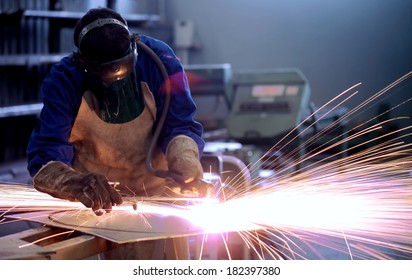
[0, 0, 412, 260]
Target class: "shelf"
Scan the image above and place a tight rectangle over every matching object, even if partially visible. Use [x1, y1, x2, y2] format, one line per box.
[0, 103, 42, 119]
[23, 10, 160, 26]
[0, 54, 66, 66]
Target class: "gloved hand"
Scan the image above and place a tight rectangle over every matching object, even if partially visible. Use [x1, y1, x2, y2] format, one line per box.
[33, 161, 123, 215]
[166, 135, 213, 197]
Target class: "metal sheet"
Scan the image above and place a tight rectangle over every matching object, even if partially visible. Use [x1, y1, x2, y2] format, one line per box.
[6, 204, 207, 244]
[1, 184, 262, 246]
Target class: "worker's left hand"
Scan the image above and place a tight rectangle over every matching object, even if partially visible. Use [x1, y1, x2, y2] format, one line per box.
[166, 136, 213, 197]
[33, 161, 123, 216]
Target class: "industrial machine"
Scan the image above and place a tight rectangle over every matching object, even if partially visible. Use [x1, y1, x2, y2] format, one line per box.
[227, 68, 311, 146]
[187, 65, 348, 178]
[187, 65, 315, 178]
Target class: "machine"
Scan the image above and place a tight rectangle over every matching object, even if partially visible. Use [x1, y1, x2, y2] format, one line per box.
[227, 68, 311, 146]
[187, 65, 314, 178]
[188, 65, 348, 178]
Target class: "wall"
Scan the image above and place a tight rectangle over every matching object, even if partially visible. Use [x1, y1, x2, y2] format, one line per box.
[164, 0, 412, 122]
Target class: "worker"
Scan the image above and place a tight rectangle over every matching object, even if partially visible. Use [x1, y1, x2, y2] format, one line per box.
[25, 7, 205, 259]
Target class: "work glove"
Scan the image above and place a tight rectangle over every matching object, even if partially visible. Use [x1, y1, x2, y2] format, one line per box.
[33, 161, 123, 215]
[166, 135, 213, 197]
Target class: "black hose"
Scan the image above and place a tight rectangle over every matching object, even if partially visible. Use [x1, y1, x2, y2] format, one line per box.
[136, 39, 186, 184]
[136, 39, 216, 197]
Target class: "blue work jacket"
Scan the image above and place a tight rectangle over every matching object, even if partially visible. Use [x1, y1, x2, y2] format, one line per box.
[26, 35, 204, 177]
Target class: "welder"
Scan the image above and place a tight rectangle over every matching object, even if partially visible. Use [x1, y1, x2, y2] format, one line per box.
[25, 7, 206, 259]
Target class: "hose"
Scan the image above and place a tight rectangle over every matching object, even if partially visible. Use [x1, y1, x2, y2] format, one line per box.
[137, 39, 215, 197]
[136, 39, 186, 184]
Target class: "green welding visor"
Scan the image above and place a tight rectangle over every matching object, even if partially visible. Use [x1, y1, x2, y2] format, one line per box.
[82, 44, 145, 124]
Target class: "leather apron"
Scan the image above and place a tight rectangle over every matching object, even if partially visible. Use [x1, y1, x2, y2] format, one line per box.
[69, 82, 168, 197]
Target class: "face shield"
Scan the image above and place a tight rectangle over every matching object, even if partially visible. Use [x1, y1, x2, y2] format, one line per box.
[80, 39, 144, 124]
[76, 18, 144, 124]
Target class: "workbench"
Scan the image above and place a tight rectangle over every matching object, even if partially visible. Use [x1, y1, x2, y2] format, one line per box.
[0, 188, 254, 260]
[0, 154, 254, 260]
[0, 210, 253, 260]
[0, 222, 110, 260]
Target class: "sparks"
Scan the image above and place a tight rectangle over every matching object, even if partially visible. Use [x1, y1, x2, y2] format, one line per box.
[1, 71, 412, 260]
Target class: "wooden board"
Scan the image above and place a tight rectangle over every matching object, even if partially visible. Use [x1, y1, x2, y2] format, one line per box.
[0, 226, 108, 260]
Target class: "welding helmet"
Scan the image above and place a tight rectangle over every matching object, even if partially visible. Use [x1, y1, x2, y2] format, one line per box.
[76, 18, 144, 124]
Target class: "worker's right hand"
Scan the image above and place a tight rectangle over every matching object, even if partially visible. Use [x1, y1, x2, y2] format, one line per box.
[33, 161, 123, 216]
[166, 135, 214, 197]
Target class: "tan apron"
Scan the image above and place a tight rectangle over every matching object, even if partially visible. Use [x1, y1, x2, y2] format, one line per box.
[69, 82, 190, 260]
[69, 82, 168, 197]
